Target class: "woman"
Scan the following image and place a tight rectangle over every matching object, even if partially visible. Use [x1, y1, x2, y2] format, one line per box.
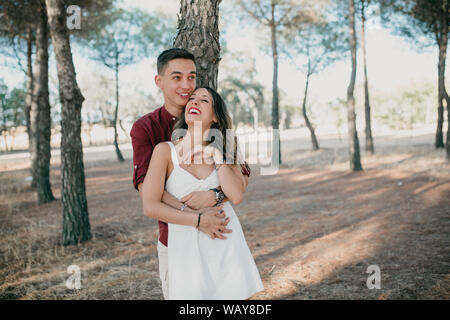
[141, 87, 264, 300]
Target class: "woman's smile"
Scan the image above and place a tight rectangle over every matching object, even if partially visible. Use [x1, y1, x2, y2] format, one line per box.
[188, 106, 201, 115]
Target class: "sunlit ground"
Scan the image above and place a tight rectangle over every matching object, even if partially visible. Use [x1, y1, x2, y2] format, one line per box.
[0, 125, 449, 299]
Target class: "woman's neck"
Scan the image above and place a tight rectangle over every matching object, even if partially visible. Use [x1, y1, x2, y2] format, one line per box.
[183, 123, 209, 149]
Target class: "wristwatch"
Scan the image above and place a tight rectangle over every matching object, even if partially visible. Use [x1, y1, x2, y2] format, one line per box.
[210, 188, 224, 205]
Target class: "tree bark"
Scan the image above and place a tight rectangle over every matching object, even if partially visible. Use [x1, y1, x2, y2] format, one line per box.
[174, 0, 221, 89]
[270, 2, 281, 165]
[436, 41, 445, 150]
[25, 27, 36, 186]
[30, 0, 55, 203]
[347, 0, 363, 171]
[45, 0, 92, 245]
[437, 0, 450, 160]
[302, 70, 319, 151]
[114, 61, 124, 162]
[435, 0, 449, 152]
[361, 0, 374, 154]
[25, 27, 34, 157]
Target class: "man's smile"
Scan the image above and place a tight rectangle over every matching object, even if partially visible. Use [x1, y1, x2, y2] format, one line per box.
[178, 92, 190, 99]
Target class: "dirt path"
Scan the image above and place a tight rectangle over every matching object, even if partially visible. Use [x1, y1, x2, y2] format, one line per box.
[0, 134, 449, 299]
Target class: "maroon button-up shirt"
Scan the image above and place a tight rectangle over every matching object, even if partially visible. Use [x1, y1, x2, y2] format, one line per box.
[131, 105, 250, 247]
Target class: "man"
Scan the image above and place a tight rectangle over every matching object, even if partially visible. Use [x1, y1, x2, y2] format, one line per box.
[130, 48, 250, 299]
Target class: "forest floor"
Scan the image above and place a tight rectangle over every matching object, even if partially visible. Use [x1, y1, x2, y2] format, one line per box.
[0, 128, 449, 300]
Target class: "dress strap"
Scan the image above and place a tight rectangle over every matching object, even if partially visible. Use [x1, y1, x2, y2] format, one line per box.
[166, 141, 179, 166]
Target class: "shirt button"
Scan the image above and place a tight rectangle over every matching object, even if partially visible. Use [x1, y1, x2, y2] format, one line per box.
[134, 165, 137, 169]
[172, 117, 176, 121]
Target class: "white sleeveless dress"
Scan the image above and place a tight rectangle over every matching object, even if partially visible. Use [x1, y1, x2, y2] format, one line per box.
[165, 141, 264, 300]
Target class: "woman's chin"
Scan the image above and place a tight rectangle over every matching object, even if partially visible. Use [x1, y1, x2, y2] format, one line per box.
[185, 116, 204, 126]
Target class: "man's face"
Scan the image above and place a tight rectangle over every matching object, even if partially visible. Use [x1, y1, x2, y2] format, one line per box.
[155, 58, 196, 111]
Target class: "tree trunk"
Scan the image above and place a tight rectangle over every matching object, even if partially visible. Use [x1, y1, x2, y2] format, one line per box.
[347, 0, 363, 171]
[302, 70, 319, 151]
[174, 0, 221, 89]
[113, 61, 124, 162]
[270, 3, 281, 166]
[45, 0, 92, 245]
[25, 27, 34, 156]
[436, 40, 445, 150]
[446, 85, 450, 160]
[30, 0, 55, 203]
[437, 1, 450, 160]
[25, 27, 36, 187]
[361, 0, 374, 154]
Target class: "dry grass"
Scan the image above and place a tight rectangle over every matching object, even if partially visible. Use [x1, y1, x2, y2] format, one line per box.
[0, 132, 449, 300]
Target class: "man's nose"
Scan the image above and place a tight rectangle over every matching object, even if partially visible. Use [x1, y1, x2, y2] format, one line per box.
[181, 77, 190, 89]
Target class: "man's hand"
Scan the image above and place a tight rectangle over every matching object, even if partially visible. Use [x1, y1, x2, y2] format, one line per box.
[197, 205, 232, 240]
[181, 190, 216, 209]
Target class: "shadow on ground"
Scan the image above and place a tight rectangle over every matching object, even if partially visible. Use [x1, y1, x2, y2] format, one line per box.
[0, 139, 449, 299]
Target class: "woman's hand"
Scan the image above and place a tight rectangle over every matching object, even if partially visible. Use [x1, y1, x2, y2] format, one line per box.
[201, 144, 223, 165]
[197, 205, 232, 239]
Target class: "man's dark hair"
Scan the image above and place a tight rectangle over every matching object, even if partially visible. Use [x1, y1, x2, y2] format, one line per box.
[157, 48, 196, 75]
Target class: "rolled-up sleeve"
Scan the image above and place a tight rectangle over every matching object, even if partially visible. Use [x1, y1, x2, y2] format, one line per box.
[130, 120, 155, 191]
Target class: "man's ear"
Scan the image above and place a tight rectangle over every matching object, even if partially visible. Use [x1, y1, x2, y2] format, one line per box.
[155, 74, 162, 89]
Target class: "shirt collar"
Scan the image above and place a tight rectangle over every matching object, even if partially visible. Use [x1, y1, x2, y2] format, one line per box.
[161, 104, 178, 123]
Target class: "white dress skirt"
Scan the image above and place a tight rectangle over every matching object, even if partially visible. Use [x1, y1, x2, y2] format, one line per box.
[165, 141, 264, 300]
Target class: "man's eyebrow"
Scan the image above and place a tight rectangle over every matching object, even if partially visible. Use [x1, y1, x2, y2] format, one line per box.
[169, 71, 196, 75]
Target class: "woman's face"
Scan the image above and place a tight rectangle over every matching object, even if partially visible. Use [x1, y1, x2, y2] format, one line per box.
[185, 88, 217, 127]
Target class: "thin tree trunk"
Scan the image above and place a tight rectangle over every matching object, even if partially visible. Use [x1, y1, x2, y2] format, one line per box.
[25, 27, 36, 187]
[436, 40, 445, 150]
[45, 0, 92, 245]
[30, 0, 55, 203]
[270, 2, 281, 165]
[446, 85, 450, 160]
[438, 1, 450, 160]
[361, 0, 374, 154]
[347, 0, 363, 171]
[302, 70, 319, 151]
[113, 61, 124, 162]
[174, 0, 221, 89]
[25, 27, 34, 157]
[436, 0, 448, 151]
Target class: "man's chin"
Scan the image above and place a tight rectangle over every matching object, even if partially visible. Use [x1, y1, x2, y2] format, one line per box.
[174, 97, 189, 107]
[169, 100, 187, 110]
